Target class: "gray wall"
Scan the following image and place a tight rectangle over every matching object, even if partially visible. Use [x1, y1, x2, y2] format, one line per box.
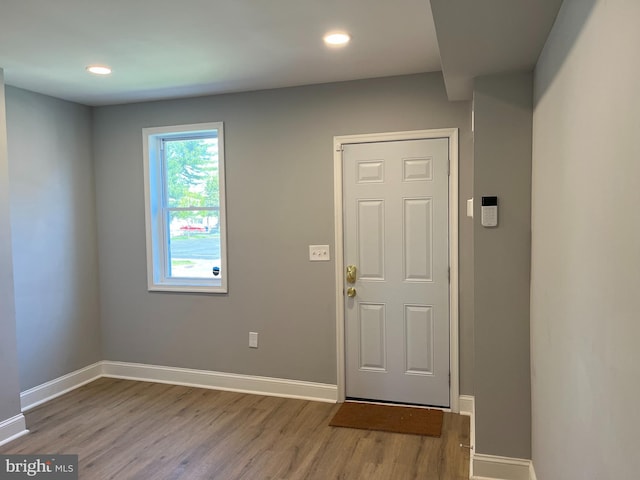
[532, 0, 640, 478]
[0, 71, 22, 424]
[473, 72, 532, 459]
[93, 73, 475, 391]
[6, 87, 102, 390]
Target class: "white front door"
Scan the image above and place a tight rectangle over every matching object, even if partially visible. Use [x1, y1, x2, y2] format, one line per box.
[343, 138, 450, 407]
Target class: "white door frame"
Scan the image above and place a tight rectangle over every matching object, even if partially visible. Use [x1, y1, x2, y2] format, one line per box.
[333, 128, 459, 413]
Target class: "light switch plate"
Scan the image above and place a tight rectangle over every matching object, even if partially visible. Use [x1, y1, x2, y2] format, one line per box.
[309, 245, 330, 261]
[467, 198, 474, 218]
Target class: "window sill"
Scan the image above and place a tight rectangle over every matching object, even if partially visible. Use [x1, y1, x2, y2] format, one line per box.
[147, 283, 227, 294]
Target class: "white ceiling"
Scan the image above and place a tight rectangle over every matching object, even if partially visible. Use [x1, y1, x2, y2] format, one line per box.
[0, 0, 442, 106]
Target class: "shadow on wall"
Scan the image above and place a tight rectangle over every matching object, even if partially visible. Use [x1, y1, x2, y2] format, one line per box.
[534, 0, 598, 105]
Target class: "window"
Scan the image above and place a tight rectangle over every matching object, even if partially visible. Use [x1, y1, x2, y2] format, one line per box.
[143, 122, 227, 293]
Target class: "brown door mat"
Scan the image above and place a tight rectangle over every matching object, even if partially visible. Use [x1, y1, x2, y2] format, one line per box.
[329, 401, 444, 437]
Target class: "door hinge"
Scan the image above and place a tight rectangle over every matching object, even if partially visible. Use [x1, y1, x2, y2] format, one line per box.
[448, 373, 451, 386]
[448, 267, 450, 283]
[448, 158, 451, 176]
[336, 144, 344, 153]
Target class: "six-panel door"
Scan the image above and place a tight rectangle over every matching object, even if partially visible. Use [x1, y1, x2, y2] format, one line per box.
[343, 138, 450, 407]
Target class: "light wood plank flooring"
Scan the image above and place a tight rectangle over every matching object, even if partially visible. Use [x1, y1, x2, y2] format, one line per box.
[1, 378, 470, 479]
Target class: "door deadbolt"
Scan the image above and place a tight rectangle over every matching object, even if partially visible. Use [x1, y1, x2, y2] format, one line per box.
[346, 265, 357, 284]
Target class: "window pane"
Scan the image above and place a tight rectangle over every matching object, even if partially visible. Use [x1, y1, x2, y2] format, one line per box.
[144, 122, 227, 292]
[164, 137, 219, 208]
[168, 211, 221, 279]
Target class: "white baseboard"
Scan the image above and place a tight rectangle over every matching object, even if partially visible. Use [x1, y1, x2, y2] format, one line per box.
[101, 361, 338, 403]
[20, 362, 103, 411]
[18, 360, 337, 414]
[461, 395, 536, 480]
[459, 394, 475, 416]
[0, 414, 28, 447]
[472, 454, 533, 480]
[459, 395, 476, 478]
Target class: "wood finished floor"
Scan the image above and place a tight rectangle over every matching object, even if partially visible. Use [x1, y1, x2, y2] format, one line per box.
[1, 378, 470, 479]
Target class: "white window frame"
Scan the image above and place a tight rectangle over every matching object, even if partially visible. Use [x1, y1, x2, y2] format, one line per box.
[142, 122, 228, 293]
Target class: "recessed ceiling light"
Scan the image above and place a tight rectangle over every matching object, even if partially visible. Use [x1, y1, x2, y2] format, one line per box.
[323, 32, 350, 47]
[86, 65, 112, 75]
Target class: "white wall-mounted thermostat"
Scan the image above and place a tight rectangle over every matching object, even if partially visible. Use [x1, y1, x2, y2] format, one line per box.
[481, 196, 498, 227]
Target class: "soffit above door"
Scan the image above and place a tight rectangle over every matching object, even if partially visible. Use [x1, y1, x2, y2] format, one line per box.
[430, 0, 564, 101]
